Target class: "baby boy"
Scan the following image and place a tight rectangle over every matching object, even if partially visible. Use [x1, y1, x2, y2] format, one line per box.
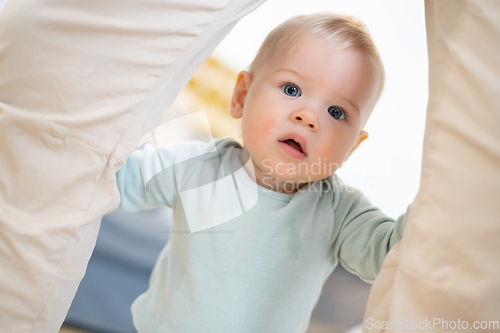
[117, 13, 408, 333]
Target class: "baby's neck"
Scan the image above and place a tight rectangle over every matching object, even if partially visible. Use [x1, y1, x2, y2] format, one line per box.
[256, 174, 303, 194]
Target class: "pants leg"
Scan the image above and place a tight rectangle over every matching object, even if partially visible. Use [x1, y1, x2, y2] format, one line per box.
[363, 1, 500, 331]
[0, 0, 265, 331]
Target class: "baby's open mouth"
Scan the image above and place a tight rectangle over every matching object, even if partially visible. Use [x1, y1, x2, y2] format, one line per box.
[281, 139, 303, 153]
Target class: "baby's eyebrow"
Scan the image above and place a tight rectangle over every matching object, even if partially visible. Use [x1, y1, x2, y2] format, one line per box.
[274, 68, 304, 78]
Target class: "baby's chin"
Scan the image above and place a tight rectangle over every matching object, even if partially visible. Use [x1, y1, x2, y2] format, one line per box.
[255, 160, 325, 179]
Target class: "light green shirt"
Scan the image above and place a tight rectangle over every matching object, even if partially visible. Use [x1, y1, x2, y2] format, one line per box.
[116, 137, 408, 333]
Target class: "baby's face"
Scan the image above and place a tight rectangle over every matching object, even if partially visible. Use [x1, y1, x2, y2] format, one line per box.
[230, 36, 380, 192]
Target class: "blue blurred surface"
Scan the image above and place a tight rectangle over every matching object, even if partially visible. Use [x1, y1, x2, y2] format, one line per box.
[64, 207, 172, 333]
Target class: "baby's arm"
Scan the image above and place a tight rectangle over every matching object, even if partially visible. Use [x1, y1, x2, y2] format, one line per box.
[332, 188, 409, 283]
[116, 145, 175, 212]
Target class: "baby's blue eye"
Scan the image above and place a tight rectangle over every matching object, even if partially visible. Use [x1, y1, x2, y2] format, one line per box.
[282, 84, 301, 97]
[328, 106, 346, 120]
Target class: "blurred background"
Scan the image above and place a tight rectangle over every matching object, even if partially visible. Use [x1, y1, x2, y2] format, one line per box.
[61, 0, 427, 332]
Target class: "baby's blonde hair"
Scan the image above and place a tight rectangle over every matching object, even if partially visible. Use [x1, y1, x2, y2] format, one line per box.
[249, 13, 385, 114]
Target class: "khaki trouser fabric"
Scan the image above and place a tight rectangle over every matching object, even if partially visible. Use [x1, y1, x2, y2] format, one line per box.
[0, 1, 265, 332]
[363, 1, 500, 331]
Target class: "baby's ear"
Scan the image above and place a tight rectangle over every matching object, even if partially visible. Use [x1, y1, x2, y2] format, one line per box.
[345, 130, 368, 161]
[229, 71, 252, 119]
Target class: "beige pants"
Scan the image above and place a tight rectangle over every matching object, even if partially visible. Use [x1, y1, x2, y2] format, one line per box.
[363, 1, 500, 331]
[0, 1, 264, 331]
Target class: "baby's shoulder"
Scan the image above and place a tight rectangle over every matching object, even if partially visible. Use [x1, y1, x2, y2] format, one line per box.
[322, 174, 367, 212]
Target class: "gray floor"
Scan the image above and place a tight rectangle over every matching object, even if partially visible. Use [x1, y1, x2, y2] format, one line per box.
[307, 265, 371, 333]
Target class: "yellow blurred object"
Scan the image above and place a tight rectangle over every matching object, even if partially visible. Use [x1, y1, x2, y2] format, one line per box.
[163, 56, 243, 143]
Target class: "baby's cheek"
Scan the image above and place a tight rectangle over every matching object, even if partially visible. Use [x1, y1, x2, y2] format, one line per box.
[244, 115, 278, 146]
[256, 116, 277, 137]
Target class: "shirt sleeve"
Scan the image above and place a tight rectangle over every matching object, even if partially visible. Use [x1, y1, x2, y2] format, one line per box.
[116, 144, 176, 212]
[331, 186, 409, 284]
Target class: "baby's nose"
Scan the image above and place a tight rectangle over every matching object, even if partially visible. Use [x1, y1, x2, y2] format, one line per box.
[291, 108, 318, 131]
